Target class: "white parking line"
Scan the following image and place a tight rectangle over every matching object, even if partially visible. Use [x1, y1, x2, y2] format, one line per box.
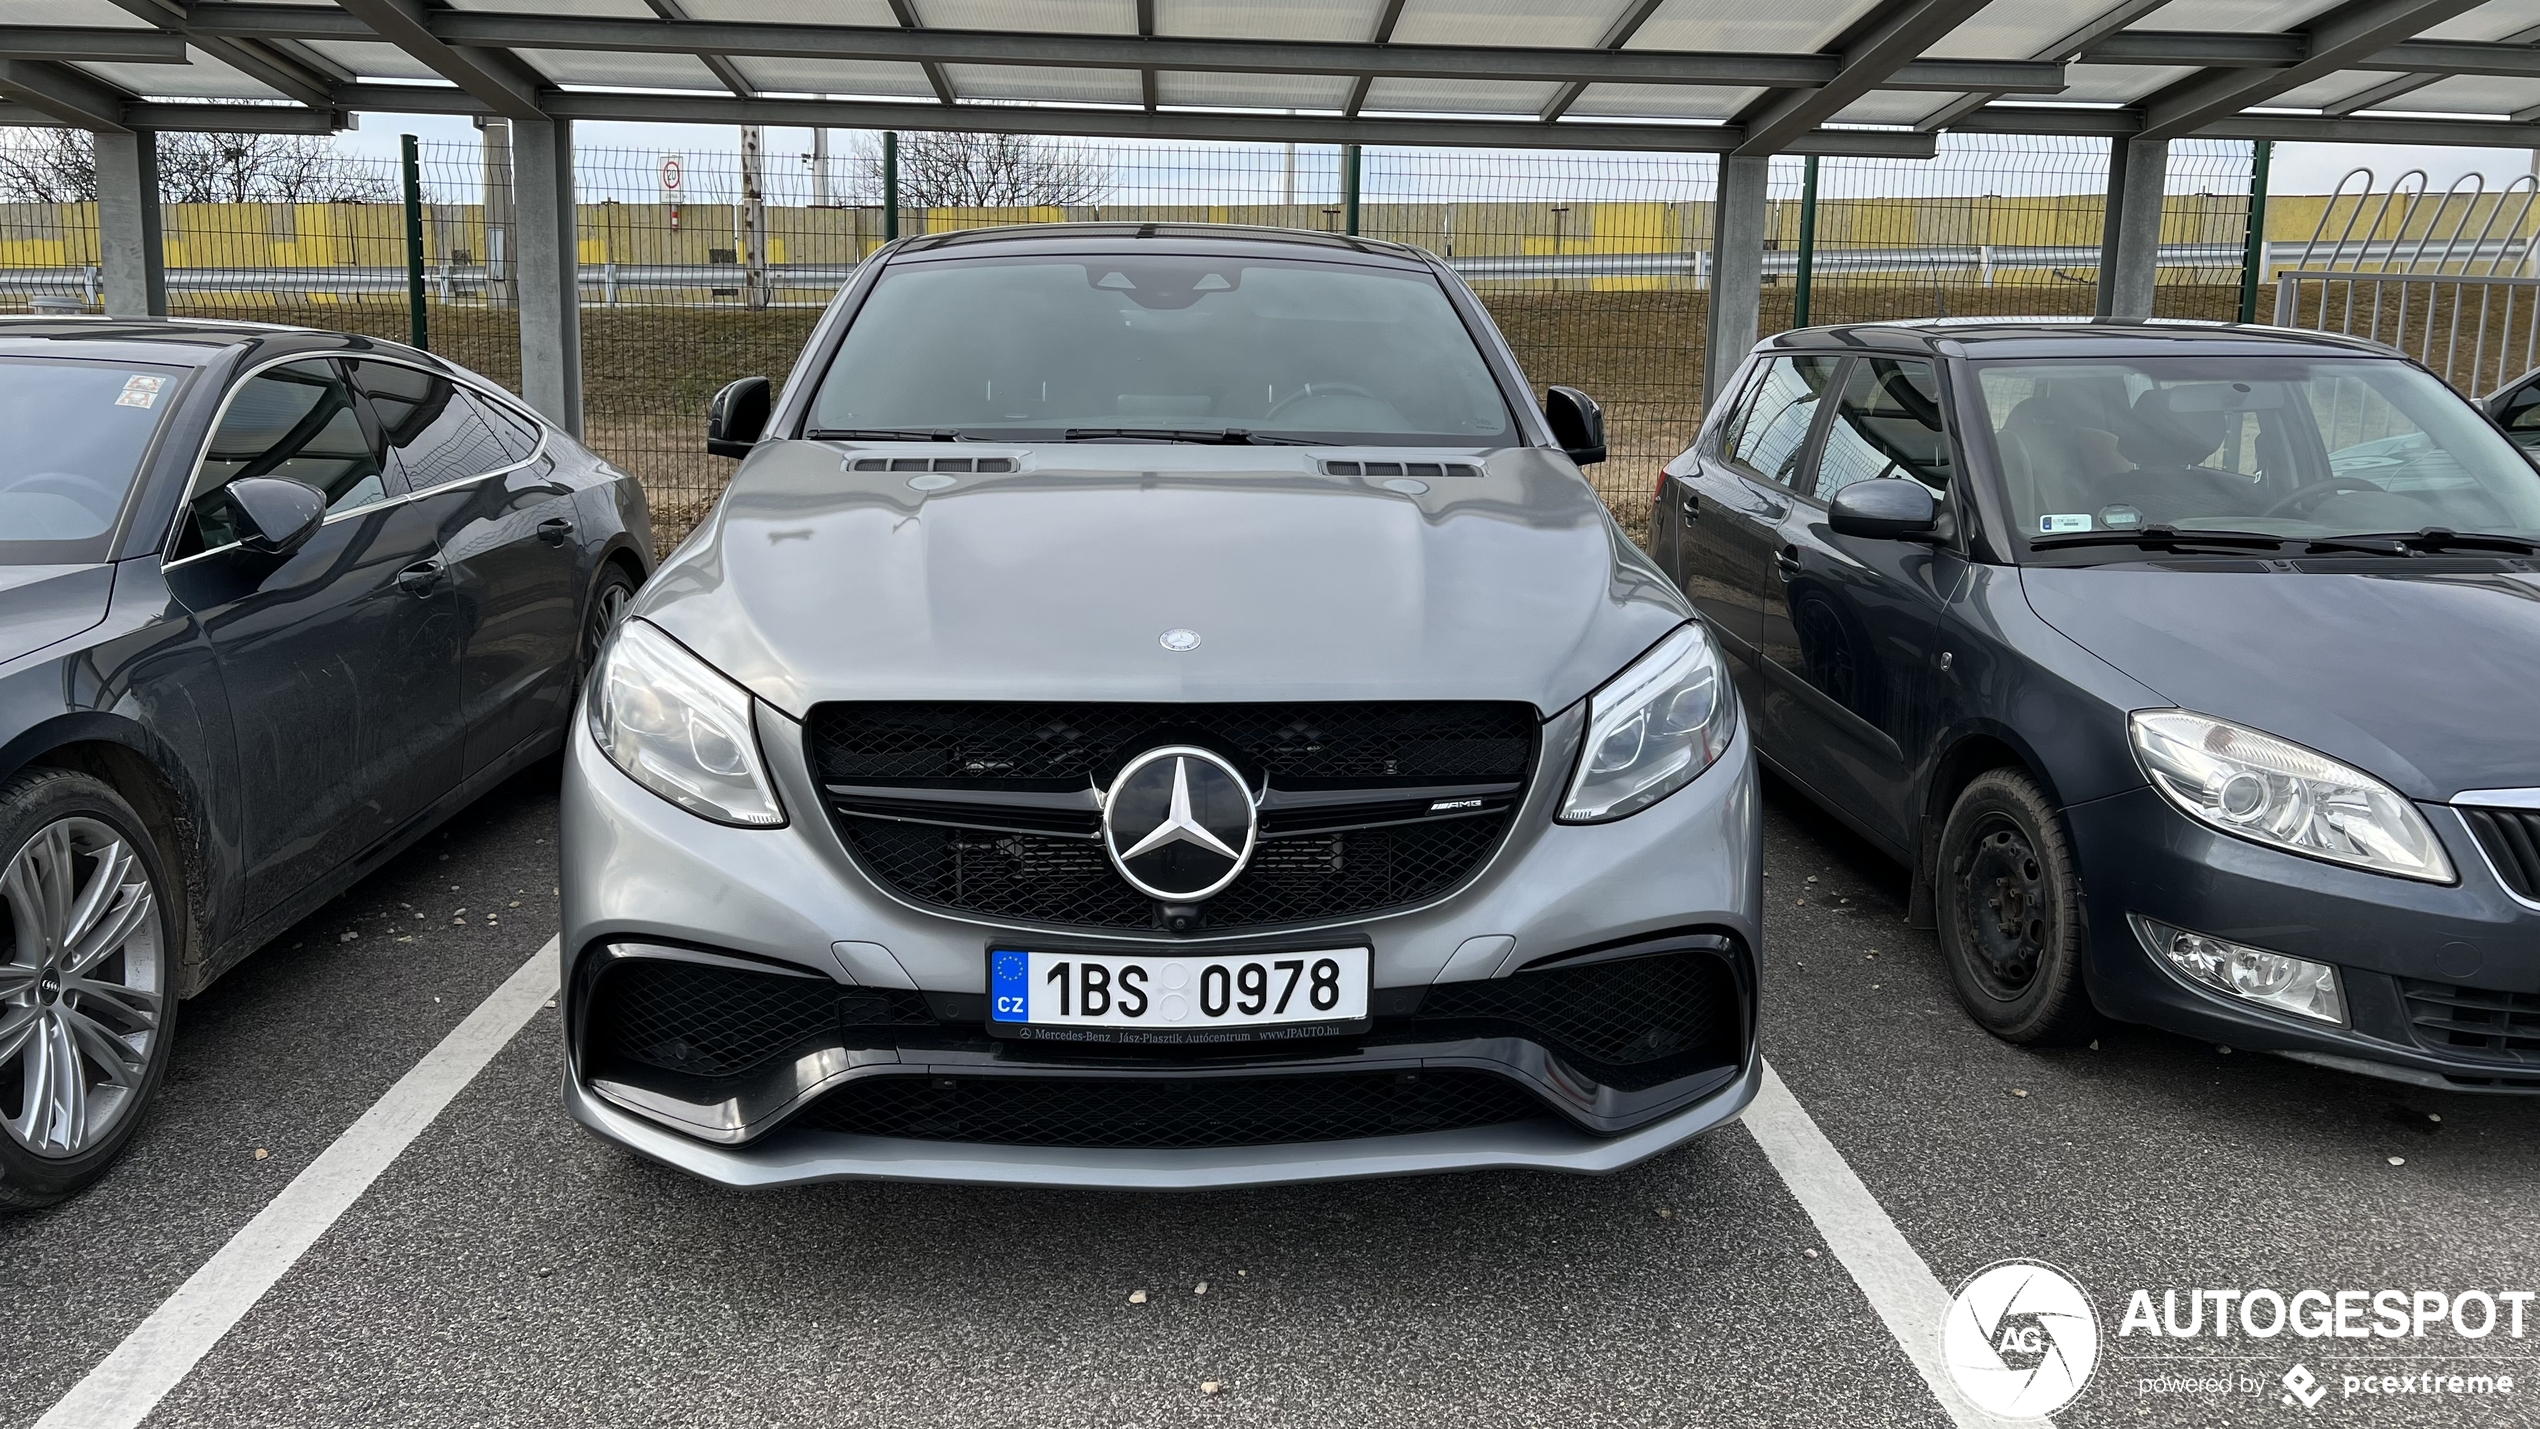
[1744, 1058, 2053, 1429]
[33, 936, 560, 1429]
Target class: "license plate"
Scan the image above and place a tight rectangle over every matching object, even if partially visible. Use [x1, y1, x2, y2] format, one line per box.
[989, 946, 1371, 1043]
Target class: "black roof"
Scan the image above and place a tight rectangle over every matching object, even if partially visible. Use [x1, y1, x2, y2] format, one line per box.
[1763, 317, 2403, 361]
[887, 221, 1430, 267]
[0, 317, 440, 369]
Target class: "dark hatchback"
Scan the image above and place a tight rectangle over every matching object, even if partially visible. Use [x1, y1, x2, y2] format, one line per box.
[1659, 319, 2540, 1090]
[0, 319, 650, 1203]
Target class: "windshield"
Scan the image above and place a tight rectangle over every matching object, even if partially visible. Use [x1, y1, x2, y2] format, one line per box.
[0, 357, 183, 565]
[1971, 356, 2540, 554]
[807, 254, 1516, 445]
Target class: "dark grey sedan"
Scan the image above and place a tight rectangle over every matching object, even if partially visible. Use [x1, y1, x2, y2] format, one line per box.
[0, 318, 651, 1204]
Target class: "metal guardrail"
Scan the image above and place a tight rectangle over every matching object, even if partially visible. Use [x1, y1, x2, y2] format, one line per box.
[2274, 268, 2540, 395]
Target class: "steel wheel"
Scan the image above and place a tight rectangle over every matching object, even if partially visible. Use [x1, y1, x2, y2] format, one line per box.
[0, 816, 163, 1159]
[1956, 816, 2049, 1001]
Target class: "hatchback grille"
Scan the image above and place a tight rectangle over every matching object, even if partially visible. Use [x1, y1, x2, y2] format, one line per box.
[2460, 806, 2540, 901]
[2399, 977, 2540, 1065]
[1417, 950, 1741, 1087]
[795, 1070, 1547, 1149]
[589, 959, 934, 1078]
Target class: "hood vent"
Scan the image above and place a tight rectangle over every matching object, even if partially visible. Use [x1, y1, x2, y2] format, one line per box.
[847, 455, 1018, 474]
[1324, 459, 1483, 480]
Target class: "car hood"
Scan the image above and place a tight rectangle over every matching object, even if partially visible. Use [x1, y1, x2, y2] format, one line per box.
[2019, 564, 2540, 799]
[640, 441, 1686, 718]
[0, 563, 114, 669]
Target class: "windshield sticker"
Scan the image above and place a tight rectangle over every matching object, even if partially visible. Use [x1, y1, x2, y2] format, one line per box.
[2099, 504, 2144, 529]
[114, 389, 157, 409]
[2040, 514, 2093, 534]
[123, 374, 164, 393]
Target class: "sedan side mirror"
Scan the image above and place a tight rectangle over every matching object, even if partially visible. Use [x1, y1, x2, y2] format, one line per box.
[227, 477, 327, 556]
[1544, 385, 1607, 466]
[707, 376, 772, 458]
[1828, 479, 1941, 542]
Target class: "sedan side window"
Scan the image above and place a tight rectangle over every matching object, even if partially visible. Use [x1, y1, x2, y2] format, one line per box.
[1815, 358, 1952, 503]
[349, 361, 523, 492]
[1726, 356, 1841, 488]
[2500, 380, 2540, 435]
[182, 358, 386, 557]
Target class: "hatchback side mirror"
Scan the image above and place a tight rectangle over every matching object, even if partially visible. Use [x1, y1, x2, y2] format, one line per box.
[707, 376, 772, 458]
[226, 477, 326, 556]
[1828, 479, 1941, 541]
[1544, 385, 1607, 466]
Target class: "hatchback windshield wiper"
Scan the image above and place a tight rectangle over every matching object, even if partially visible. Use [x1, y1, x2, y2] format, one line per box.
[2028, 525, 2288, 552]
[1059, 427, 1323, 445]
[2321, 527, 2540, 556]
[807, 427, 971, 442]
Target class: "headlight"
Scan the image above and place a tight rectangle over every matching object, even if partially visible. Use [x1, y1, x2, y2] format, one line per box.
[2128, 710, 2449, 882]
[586, 619, 785, 827]
[1560, 623, 1738, 822]
[2132, 915, 2346, 1026]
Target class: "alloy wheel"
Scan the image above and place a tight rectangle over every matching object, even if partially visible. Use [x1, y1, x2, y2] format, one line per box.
[583, 577, 635, 670]
[0, 817, 163, 1158]
[1957, 817, 2050, 1001]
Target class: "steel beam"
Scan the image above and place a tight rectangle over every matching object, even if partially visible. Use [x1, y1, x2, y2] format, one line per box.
[2136, 0, 2490, 142]
[1540, 0, 1665, 124]
[1733, 0, 1995, 156]
[1914, 0, 2169, 134]
[0, 58, 131, 132]
[882, 0, 956, 106]
[1953, 103, 2540, 148]
[645, 0, 752, 97]
[333, 0, 545, 121]
[1345, 0, 1408, 118]
[2091, 29, 2540, 80]
[0, 28, 187, 63]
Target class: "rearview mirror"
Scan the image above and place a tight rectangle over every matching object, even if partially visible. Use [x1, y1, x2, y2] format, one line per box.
[707, 376, 772, 458]
[1544, 385, 1607, 466]
[1827, 479, 1940, 542]
[226, 477, 326, 556]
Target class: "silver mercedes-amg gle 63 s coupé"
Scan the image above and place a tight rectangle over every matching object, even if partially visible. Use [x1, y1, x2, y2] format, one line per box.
[560, 223, 1762, 1189]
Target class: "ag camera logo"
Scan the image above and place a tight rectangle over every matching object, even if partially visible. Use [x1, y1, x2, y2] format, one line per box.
[1943, 1259, 2102, 1417]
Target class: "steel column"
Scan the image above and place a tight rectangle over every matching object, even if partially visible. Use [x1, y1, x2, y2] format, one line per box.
[1343, 143, 1361, 235]
[93, 130, 165, 318]
[1793, 154, 1819, 329]
[2106, 137, 2170, 319]
[513, 116, 584, 437]
[1704, 153, 1768, 407]
[2238, 138, 2271, 323]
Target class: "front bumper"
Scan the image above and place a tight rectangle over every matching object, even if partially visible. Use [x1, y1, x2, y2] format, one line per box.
[2068, 786, 2540, 1091]
[558, 702, 1764, 1186]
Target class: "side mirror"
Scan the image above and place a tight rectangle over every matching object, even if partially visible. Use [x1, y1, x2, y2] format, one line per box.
[226, 477, 326, 556]
[1828, 479, 1941, 541]
[707, 376, 772, 458]
[1543, 385, 1607, 466]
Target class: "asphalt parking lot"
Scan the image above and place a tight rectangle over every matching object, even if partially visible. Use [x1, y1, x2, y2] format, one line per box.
[5, 762, 2538, 1429]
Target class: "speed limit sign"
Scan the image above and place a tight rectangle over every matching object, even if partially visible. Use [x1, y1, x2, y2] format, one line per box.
[659, 155, 684, 195]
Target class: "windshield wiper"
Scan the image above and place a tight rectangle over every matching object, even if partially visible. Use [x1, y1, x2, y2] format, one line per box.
[1059, 427, 1322, 445]
[2028, 525, 2288, 552]
[2322, 527, 2540, 556]
[808, 427, 971, 442]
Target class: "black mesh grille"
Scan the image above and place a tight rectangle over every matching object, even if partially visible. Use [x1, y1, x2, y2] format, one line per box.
[806, 701, 1534, 786]
[2400, 978, 2540, 1065]
[1417, 951, 1741, 1085]
[590, 959, 934, 1078]
[838, 814, 1508, 930]
[2462, 807, 2540, 901]
[795, 1070, 1546, 1149]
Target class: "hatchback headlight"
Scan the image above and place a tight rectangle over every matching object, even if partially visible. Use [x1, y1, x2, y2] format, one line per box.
[1560, 623, 1738, 822]
[2132, 915, 2346, 1026]
[2128, 710, 2449, 882]
[587, 619, 785, 827]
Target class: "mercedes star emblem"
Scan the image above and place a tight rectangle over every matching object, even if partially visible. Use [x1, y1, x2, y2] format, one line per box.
[1159, 628, 1201, 651]
[1102, 745, 1257, 902]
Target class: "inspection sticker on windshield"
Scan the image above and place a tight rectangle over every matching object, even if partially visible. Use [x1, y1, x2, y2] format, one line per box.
[2040, 514, 2092, 534]
[116, 373, 164, 408]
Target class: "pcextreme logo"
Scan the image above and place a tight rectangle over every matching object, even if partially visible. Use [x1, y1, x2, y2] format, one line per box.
[1942, 1259, 2102, 1417]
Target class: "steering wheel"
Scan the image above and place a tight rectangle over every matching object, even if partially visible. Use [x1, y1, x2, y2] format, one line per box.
[4, 474, 118, 523]
[1265, 381, 1380, 422]
[2260, 476, 2386, 519]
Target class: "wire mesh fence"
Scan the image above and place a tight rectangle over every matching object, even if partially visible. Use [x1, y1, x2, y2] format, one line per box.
[1, 129, 2260, 537]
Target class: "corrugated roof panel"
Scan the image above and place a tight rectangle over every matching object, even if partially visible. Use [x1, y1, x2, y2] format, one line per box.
[2059, 62, 2193, 103]
[1155, 0, 1383, 42]
[1391, 0, 1627, 49]
[917, 0, 1137, 32]
[75, 47, 285, 100]
[1833, 90, 1958, 126]
[1360, 76, 1564, 114]
[1154, 70, 1357, 109]
[728, 56, 940, 97]
[442, 0, 658, 14]
[515, 48, 733, 89]
[1624, 0, 1882, 56]
[2383, 72, 2540, 114]
[1925, 2, 2133, 59]
[1563, 81, 1763, 119]
[939, 63, 1143, 103]
[2126, 0, 2342, 33]
[2426, 0, 2540, 41]
[2270, 68, 2413, 111]
[304, 40, 446, 82]
[678, 0, 902, 22]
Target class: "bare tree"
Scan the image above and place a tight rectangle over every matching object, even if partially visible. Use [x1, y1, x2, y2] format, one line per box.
[858, 131, 1108, 208]
[0, 128, 393, 203]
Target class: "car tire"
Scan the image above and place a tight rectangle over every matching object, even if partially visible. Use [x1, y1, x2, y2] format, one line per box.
[0, 769, 180, 1209]
[580, 564, 639, 677]
[1936, 768, 2096, 1046]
